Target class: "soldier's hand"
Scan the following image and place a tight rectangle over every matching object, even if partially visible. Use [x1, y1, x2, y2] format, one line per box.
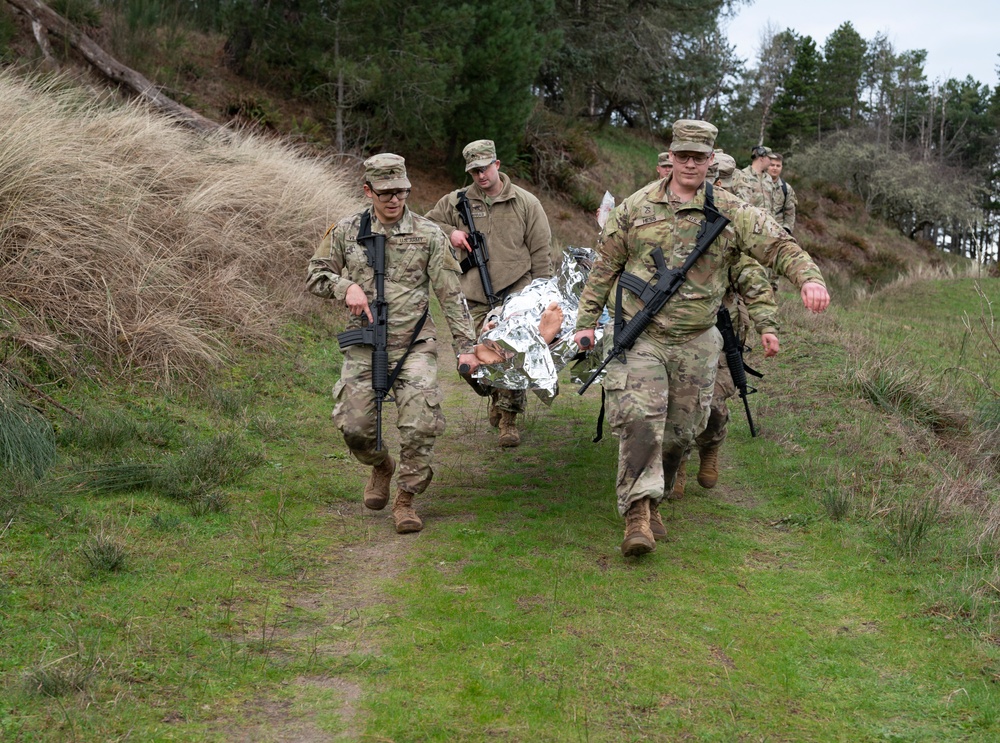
[761, 333, 779, 357]
[573, 329, 596, 350]
[457, 353, 480, 375]
[345, 283, 373, 323]
[450, 229, 472, 252]
[800, 282, 830, 313]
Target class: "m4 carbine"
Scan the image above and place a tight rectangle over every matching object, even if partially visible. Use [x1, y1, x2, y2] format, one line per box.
[714, 303, 763, 437]
[336, 216, 392, 452]
[455, 191, 500, 308]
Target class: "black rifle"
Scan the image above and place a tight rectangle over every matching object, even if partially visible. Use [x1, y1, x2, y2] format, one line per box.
[455, 191, 500, 308]
[578, 184, 731, 395]
[335, 213, 393, 452]
[715, 304, 763, 437]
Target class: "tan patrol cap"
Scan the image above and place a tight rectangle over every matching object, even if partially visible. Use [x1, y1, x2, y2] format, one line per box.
[669, 119, 717, 154]
[715, 153, 737, 188]
[463, 139, 497, 172]
[364, 153, 411, 190]
[657, 151, 671, 167]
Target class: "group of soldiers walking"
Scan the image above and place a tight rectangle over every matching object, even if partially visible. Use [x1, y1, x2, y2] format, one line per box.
[307, 120, 829, 556]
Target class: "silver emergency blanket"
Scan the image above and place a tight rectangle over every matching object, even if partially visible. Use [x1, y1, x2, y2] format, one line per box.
[472, 246, 605, 404]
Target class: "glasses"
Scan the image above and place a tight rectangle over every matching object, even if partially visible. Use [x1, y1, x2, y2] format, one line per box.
[371, 188, 410, 203]
[470, 161, 497, 176]
[671, 153, 711, 165]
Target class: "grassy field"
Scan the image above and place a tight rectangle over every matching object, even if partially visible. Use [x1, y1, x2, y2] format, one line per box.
[3, 275, 1000, 741]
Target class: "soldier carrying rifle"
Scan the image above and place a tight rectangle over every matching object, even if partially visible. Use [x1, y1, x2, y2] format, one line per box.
[573, 120, 830, 558]
[307, 154, 480, 535]
[427, 140, 553, 448]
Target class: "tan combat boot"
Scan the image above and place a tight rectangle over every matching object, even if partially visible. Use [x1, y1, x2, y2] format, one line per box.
[669, 466, 687, 500]
[363, 454, 395, 510]
[392, 489, 423, 534]
[498, 410, 521, 448]
[649, 500, 667, 541]
[621, 497, 655, 556]
[488, 403, 502, 429]
[697, 445, 720, 489]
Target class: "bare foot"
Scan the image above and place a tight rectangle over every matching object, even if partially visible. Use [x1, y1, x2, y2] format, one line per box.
[538, 302, 564, 344]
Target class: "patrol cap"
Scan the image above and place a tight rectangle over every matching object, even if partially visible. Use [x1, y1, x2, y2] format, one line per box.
[364, 153, 411, 190]
[706, 161, 719, 181]
[657, 151, 671, 167]
[669, 119, 717, 154]
[715, 153, 737, 188]
[750, 144, 773, 160]
[463, 139, 497, 172]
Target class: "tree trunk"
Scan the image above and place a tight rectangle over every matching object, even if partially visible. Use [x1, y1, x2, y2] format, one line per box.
[6, 0, 220, 135]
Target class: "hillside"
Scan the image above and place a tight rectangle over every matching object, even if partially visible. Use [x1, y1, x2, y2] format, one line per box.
[4, 15, 1000, 743]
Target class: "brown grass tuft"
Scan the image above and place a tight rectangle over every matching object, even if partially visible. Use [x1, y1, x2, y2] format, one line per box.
[0, 71, 361, 385]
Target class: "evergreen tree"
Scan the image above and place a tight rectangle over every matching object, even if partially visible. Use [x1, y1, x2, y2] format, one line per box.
[820, 22, 867, 131]
[767, 35, 821, 149]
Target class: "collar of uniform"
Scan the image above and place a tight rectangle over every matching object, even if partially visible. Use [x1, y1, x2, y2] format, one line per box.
[646, 177, 706, 210]
[370, 205, 414, 235]
[466, 172, 515, 203]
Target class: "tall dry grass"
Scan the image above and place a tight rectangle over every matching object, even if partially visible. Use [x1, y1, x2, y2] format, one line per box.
[0, 71, 361, 384]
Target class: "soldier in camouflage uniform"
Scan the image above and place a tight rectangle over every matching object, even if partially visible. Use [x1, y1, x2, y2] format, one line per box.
[307, 154, 480, 534]
[656, 152, 672, 180]
[768, 153, 797, 234]
[426, 139, 553, 448]
[667, 150, 777, 498]
[573, 120, 830, 557]
[739, 145, 775, 211]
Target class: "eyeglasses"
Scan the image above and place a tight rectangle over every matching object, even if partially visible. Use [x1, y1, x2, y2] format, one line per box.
[371, 188, 411, 203]
[470, 161, 497, 176]
[671, 153, 711, 165]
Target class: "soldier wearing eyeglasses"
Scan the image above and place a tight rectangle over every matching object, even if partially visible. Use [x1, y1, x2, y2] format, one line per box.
[426, 140, 553, 448]
[573, 120, 830, 558]
[307, 153, 480, 534]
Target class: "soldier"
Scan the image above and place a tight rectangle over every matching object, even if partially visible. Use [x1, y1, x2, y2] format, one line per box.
[714, 152, 738, 192]
[426, 139, 553, 448]
[307, 154, 480, 534]
[656, 152, 672, 180]
[739, 144, 775, 212]
[768, 153, 797, 234]
[669, 152, 778, 499]
[573, 120, 830, 557]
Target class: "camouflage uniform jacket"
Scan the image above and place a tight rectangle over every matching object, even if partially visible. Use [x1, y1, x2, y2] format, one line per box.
[772, 177, 797, 233]
[307, 206, 477, 355]
[575, 179, 824, 346]
[738, 165, 775, 212]
[725, 254, 778, 340]
[425, 173, 553, 305]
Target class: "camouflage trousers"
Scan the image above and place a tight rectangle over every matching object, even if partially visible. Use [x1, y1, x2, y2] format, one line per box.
[694, 357, 737, 450]
[331, 342, 446, 494]
[470, 300, 526, 415]
[602, 327, 722, 516]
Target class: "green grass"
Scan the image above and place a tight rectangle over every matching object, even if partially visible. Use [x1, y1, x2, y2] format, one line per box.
[3, 282, 1000, 740]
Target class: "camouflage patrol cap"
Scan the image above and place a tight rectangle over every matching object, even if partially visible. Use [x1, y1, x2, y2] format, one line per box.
[715, 153, 737, 188]
[463, 139, 497, 172]
[706, 161, 719, 181]
[657, 151, 671, 167]
[750, 144, 773, 160]
[669, 119, 717, 154]
[364, 153, 411, 190]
